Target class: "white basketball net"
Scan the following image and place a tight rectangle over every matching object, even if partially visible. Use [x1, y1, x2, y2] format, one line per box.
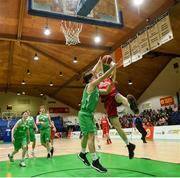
[60, 20, 83, 46]
[2, 112, 16, 121]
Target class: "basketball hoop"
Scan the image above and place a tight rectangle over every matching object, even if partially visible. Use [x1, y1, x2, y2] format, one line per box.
[60, 20, 83, 46]
[2, 111, 17, 128]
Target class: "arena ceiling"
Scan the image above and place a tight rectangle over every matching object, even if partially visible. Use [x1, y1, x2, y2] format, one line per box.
[0, 0, 179, 110]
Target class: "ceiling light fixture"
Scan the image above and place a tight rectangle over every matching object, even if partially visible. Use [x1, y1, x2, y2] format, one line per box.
[128, 80, 133, 85]
[22, 91, 25, 95]
[94, 27, 101, 44]
[27, 69, 31, 75]
[44, 26, 51, 36]
[33, 53, 39, 61]
[59, 72, 63, 76]
[17, 92, 21, 96]
[133, 0, 144, 6]
[94, 35, 101, 43]
[21, 80, 26, 85]
[40, 93, 44, 96]
[49, 81, 53, 87]
[43, 18, 51, 36]
[73, 57, 78, 64]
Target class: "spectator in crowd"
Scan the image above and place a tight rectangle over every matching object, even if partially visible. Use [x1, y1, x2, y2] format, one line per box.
[119, 106, 176, 128]
[168, 104, 180, 125]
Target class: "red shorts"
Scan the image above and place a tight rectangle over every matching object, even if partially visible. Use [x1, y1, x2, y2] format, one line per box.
[51, 131, 55, 140]
[104, 96, 118, 118]
[102, 127, 109, 135]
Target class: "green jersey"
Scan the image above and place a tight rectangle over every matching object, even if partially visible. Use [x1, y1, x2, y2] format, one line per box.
[38, 113, 50, 130]
[14, 119, 29, 139]
[80, 85, 99, 113]
[27, 116, 35, 131]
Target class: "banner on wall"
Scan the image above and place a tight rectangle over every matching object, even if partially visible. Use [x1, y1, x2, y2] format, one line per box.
[147, 21, 161, 50]
[138, 28, 150, 56]
[160, 96, 174, 107]
[129, 35, 142, 63]
[49, 107, 70, 113]
[154, 125, 180, 140]
[142, 102, 152, 110]
[144, 126, 154, 140]
[158, 12, 173, 44]
[122, 42, 131, 67]
[72, 126, 180, 140]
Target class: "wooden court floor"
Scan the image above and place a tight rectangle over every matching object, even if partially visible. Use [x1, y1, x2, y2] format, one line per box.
[0, 138, 180, 164]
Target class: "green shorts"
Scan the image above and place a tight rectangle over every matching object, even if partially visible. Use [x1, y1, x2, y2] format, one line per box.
[40, 128, 50, 144]
[29, 129, 36, 142]
[78, 111, 96, 135]
[13, 137, 27, 151]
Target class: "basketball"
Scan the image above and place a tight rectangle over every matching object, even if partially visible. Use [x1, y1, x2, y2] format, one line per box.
[101, 55, 113, 65]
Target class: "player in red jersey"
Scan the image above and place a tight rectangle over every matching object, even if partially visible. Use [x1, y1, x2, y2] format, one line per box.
[93, 55, 139, 159]
[100, 114, 112, 144]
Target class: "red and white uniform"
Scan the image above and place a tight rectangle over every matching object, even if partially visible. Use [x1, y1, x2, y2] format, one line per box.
[98, 78, 118, 118]
[101, 117, 109, 135]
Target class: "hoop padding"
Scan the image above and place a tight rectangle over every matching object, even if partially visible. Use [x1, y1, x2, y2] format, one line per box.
[60, 20, 83, 45]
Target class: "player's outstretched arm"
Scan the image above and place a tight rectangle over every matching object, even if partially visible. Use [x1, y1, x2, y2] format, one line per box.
[92, 57, 103, 76]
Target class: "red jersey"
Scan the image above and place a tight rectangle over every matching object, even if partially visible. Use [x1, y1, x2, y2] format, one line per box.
[98, 78, 117, 102]
[101, 117, 109, 129]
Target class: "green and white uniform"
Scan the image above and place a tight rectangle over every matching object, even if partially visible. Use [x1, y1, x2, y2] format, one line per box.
[13, 119, 29, 151]
[38, 113, 50, 144]
[27, 116, 36, 142]
[78, 85, 99, 135]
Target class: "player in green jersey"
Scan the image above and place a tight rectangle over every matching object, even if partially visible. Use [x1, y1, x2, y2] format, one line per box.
[36, 105, 54, 158]
[26, 110, 38, 157]
[78, 59, 116, 173]
[8, 111, 30, 167]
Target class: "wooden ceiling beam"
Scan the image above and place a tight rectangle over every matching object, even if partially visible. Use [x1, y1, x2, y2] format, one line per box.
[0, 84, 83, 89]
[17, 0, 26, 40]
[52, 51, 109, 95]
[0, 33, 110, 51]
[6, 41, 15, 90]
[144, 51, 180, 58]
[22, 43, 79, 73]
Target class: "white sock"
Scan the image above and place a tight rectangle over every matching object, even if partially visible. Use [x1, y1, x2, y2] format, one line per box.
[91, 152, 98, 161]
[81, 148, 86, 154]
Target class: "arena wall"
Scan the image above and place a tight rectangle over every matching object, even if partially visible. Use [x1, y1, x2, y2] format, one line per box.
[138, 58, 180, 111]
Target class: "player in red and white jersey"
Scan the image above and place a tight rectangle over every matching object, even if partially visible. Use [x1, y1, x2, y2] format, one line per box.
[100, 114, 112, 144]
[92, 55, 139, 159]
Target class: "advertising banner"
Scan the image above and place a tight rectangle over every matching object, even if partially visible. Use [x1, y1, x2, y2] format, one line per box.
[147, 21, 161, 50]
[160, 96, 174, 107]
[122, 42, 131, 67]
[138, 28, 150, 56]
[154, 125, 180, 140]
[158, 12, 173, 44]
[129, 35, 142, 63]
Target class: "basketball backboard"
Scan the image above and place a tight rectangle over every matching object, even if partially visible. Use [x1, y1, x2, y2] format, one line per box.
[28, 0, 123, 28]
